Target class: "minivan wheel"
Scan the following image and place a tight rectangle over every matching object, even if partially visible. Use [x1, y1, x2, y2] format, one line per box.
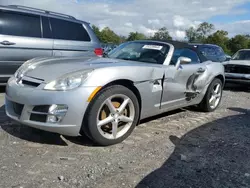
[198, 78, 223, 112]
[83, 85, 140, 146]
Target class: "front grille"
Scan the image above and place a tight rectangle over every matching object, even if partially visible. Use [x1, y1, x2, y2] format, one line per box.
[22, 79, 40, 87]
[225, 64, 250, 74]
[29, 105, 50, 123]
[13, 102, 24, 116]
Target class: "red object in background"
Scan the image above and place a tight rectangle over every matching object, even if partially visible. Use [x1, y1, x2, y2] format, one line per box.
[94, 48, 103, 57]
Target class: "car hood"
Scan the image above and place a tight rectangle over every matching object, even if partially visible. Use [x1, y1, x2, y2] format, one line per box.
[23, 56, 154, 82]
[225, 60, 250, 66]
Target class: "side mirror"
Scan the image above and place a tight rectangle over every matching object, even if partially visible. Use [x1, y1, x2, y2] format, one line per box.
[175, 56, 192, 69]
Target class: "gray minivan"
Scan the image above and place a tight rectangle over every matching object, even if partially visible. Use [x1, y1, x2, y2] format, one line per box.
[0, 5, 102, 85]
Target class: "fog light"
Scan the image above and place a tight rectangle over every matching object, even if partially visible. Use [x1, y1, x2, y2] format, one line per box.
[47, 115, 59, 123]
[47, 104, 68, 123]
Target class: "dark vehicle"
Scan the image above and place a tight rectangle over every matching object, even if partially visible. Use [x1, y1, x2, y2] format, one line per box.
[0, 5, 102, 85]
[224, 49, 250, 84]
[189, 43, 230, 62]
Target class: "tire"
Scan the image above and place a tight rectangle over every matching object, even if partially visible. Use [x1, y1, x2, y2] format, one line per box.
[198, 78, 223, 112]
[82, 85, 140, 146]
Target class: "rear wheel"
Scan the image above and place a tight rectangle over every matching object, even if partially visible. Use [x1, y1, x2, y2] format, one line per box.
[82, 85, 140, 146]
[198, 78, 223, 112]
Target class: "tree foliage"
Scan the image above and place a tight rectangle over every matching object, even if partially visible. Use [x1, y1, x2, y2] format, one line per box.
[228, 35, 250, 54]
[185, 26, 200, 42]
[185, 22, 250, 54]
[205, 30, 230, 54]
[197, 22, 215, 39]
[151, 27, 172, 40]
[127, 32, 147, 41]
[185, 22, 214, 43]
[92, 22, 250, 55]
[92, 25, 121, 44]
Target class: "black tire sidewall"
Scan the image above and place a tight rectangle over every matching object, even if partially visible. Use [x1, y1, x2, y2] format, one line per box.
[84, 85, 140, 146]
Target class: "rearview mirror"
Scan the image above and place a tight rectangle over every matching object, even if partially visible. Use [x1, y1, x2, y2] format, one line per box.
[175, 56, 192, 69]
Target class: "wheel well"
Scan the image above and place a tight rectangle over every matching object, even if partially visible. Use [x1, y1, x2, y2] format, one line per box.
[215, 74, 225, 86]
[104, 79, 142, 111]
[80, 79, 142, 137]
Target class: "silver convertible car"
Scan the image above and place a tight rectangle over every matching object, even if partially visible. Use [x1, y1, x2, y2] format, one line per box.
[5, 40, 225, 146]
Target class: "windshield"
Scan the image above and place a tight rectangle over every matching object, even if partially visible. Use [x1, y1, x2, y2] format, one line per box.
[231, 50, 250, 60]
[107, 41, 170, 64]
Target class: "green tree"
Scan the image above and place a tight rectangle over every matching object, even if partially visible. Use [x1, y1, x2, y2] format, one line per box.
[185, 22, 215, 42]
[99, 27, 121, 44]
[197, 22, 215, 39]
[185, 26, 200, 42]
[127, 32, 147, 41]
[205, 30, 230, 54]
[228, 35, 250, 54]
[151, 27, 172, 40]
[91, 25, 102, 41]
[91, 25, 121, 44]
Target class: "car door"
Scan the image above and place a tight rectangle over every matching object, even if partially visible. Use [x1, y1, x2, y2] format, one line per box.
[0, 10, 53, 84]
[160, 48, 206, 109]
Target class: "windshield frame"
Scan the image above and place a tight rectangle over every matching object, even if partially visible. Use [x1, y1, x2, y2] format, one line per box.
[105, 41, 172, 65]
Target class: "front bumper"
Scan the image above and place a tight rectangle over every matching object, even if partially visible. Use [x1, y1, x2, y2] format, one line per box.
[5, 77, 98, 136]
[225, 73, 250, 84]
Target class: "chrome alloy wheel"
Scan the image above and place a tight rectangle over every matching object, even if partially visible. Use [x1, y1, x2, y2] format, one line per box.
[209, 83, 222, 109]
[96, 94, 135, 140]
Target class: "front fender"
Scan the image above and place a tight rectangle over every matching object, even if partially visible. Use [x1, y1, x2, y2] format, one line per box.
[82, 66, 164, 87]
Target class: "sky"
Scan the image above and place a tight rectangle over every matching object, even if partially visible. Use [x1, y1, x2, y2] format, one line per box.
[1, 0, 250, 39]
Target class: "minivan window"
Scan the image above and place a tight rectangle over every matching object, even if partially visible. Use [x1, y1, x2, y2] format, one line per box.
[0, 10, 41, 38]
[50, 18, 91, 41]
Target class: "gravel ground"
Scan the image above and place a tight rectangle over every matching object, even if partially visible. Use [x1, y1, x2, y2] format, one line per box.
[0, 84, 250, 188]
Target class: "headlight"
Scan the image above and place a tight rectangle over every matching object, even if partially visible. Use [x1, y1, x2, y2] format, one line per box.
[44, 70, 93, 91]
[14, 59, 35, 80]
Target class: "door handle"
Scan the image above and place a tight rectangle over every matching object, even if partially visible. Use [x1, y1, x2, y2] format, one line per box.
[197, 67, 205, 73]
[0, 40, 16, 45]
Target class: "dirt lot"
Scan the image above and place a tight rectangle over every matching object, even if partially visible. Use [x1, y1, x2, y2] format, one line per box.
[0, 85, 250, 188]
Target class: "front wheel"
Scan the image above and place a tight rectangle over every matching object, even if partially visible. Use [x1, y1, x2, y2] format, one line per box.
[198, 78, 223, 112]
[82, 85, 140, 146]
